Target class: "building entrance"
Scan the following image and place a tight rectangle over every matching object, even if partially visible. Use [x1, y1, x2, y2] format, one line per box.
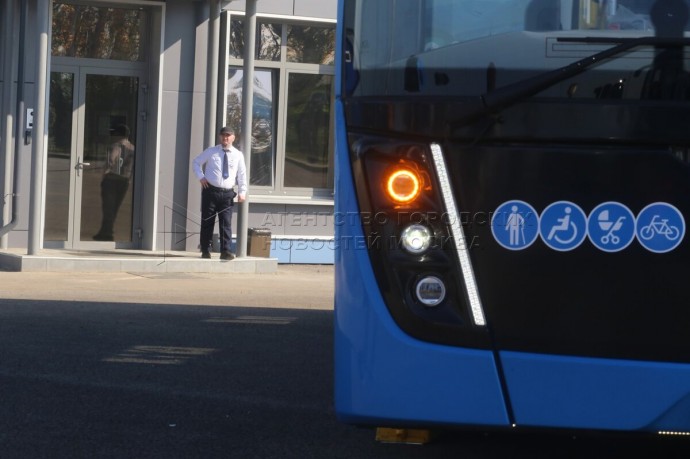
[45, 67, 143, 248]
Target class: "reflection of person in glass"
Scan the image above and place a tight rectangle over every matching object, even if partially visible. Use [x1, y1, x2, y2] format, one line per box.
[93, 124, 135, 241]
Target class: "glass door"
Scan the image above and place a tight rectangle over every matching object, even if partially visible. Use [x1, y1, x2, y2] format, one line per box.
[79, 72, 139, 244]
[46, 67, 142, 248]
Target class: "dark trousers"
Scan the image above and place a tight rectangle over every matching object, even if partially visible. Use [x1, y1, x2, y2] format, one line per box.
[96, 173, 129, 239]
[200, 186, 235, 253]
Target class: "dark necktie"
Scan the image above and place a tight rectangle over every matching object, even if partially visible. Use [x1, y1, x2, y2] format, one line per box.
[222, 150, 229, 179]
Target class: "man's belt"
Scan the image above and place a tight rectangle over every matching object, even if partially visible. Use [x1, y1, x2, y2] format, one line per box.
[207, 184, 233, 192]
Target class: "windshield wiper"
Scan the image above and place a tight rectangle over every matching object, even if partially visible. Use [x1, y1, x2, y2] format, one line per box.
[453, 36, 690, 126]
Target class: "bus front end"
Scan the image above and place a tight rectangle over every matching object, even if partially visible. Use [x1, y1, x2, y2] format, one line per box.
[335, 0, 690, 434]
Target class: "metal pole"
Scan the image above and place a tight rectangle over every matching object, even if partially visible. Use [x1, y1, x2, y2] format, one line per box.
[236, 0, 257, 258]
[205, 0, 221, 148]
[28, 0, 50, 254]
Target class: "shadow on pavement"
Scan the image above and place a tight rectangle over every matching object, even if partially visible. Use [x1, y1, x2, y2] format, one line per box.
[0, 299, 689, 458]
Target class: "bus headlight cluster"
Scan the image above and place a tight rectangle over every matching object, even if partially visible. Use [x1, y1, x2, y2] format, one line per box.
[400, 224, 432, 254]
[415, 276, 446, 307]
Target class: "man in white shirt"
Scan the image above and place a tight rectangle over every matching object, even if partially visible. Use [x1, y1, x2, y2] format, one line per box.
[192, 126, 247, 259]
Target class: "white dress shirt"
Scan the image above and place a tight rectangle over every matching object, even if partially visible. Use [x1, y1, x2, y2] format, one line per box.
[192, 144, 247, 198]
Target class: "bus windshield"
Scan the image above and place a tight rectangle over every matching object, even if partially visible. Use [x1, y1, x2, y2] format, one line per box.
[349, 0, 690, 100]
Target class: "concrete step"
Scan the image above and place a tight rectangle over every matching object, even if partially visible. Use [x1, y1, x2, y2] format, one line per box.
[0, 249, 278, 273]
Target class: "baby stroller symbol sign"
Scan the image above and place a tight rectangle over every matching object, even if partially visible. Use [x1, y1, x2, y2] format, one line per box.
[587, 202, 635, 252]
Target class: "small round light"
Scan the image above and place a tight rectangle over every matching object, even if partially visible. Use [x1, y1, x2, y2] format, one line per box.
[400, 224, 432, 254]
[386, 169, 421, 203]
[415, 276, 446, 307]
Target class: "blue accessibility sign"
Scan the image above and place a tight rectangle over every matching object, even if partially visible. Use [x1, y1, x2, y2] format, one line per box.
[636, 202, 685, 253]
[539, 201, 587, 251]
[491, 200, 539, 250]
[587, 202, 636, 252]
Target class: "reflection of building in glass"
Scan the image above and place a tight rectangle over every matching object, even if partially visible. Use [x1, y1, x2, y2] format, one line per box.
[226, 69, 275, 187]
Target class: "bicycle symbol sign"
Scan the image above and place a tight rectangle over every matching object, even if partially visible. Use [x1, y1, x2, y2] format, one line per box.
[636, 203, 685, 253]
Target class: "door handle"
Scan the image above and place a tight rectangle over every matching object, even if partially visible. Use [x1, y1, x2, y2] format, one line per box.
[75, 157, 91, 176]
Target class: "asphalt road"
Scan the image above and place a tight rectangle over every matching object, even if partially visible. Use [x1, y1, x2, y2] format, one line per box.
[0, 266, 689, 458]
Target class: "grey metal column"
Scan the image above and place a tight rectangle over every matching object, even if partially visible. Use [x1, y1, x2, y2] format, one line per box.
[1, 0, 17, 247]
[28, 0, 51, 254]
[236, 0, 257, 258]
[205, 0, 221, 148]
[1, 0, 27, 242]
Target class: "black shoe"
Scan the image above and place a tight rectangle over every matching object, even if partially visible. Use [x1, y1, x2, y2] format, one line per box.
[201, 251, 211, 259]
[220, 251, 235, 260]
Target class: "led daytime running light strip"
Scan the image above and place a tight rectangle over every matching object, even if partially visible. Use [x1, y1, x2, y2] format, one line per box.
[430, 143, 486, 327]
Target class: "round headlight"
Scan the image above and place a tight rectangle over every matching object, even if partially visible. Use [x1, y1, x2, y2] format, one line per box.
[415, 276, 446, 307]
[385, 168, 421, 203]
[400, 224, 432, 254]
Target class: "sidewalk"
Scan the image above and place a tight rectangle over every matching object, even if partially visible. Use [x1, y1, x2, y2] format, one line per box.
[0, 248, 278, 274]
[0, 264, 335, 310]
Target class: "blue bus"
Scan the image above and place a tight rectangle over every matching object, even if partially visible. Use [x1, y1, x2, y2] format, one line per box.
[334, 0, 690, 434]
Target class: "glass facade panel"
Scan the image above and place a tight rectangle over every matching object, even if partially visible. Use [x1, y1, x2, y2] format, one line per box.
[227, 15, 335, 194]
[52, 3, 147, 61]
[0, 6, 3, 78]
[287, 25, 335, 65]
[284, 74, 333, 189]
[230, 20, 282, 61]
[45, 72, 74, 241]
[229, 19, 244, 59]
[226, 68, 276, 187]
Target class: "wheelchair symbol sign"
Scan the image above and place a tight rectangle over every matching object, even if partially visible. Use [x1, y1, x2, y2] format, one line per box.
[539, 201, 587, 251]
[587, 202, 636, 252]
[491, 200, 539, 250]
[636, 202, 685, 253]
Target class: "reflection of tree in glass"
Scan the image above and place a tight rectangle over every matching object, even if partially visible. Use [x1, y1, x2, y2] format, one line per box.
[284, 73, 333, 188]
[52, 3, 145, 61]
[230, 20, 244, 58]
[49, 74, 74, 154]
[226, 92, 242, 137]
[252, 104, 272, 153]
[287, 25, 335, 64]
[230, 20, 282, 61]
[287, 74, 331, 164]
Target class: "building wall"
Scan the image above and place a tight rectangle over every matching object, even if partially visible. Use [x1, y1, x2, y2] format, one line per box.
[228, 0, 337, 19]
[0, 0, 338, 263]
[0, 0, 38, 248]
[158, 0, 207, 251]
